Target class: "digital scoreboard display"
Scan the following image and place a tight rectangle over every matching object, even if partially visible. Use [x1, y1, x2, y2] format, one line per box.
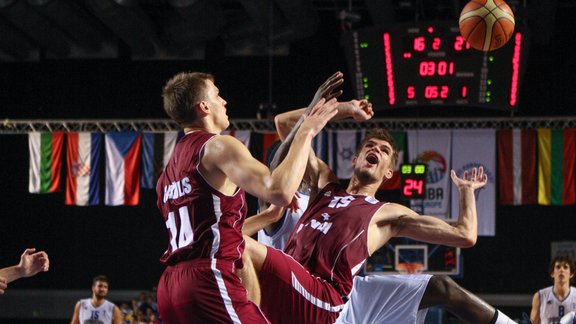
[400, 163, 426, 199]
[343, 22, 528, 111]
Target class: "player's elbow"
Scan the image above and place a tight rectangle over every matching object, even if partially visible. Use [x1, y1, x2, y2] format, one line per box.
[458, 232, 477, 248]
[267, 191, 292, 207]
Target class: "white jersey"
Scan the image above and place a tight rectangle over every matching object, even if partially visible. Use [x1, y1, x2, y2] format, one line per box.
[256, 191, 431, 324]
[257, 193, 309, 250]
[78, 298, 116, 324]
[539, 286, 576, 324]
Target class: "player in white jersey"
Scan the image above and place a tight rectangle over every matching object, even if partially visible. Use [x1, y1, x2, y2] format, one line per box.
[71, 275, 122, 324]
[531, 256, 576, 324]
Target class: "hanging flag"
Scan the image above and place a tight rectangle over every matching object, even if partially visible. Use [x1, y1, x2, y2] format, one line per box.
[65, 132, 102, 206]
[407, 130, 452, 219]
[141, 132, 179, 189]
[28, 132, 64, 193]
[105, 132, 142, 206]
[379, 131, 406, 190]
[222, 130, 251, 148]
[451, 129, 496, 236]
[538, 128, 576, 205]
[329, 129, 365, 180]
[497, 129, 537, 205]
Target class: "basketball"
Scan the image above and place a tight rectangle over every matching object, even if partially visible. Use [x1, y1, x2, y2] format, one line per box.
[459, 0, 515, 51]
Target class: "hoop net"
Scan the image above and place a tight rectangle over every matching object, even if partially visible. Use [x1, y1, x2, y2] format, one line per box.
[396, 263, 425, 274]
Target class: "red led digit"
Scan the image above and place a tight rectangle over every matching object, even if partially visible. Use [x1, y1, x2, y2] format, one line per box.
[440, 86, 449, 98]
[432, 37, 441, 50]
[407, 86, 415, 99]
[403, 179, 414, 196]
[413, 179, 423, 194]
[461, 86, 468, 98]
[414, 37, 425, 51]
[438, 61, 446, 75]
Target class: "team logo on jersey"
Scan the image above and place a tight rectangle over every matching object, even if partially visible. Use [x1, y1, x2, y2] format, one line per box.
[296, 217, 333, 235]
[321, 213, 331, 221]
[324, 191, 332, 197]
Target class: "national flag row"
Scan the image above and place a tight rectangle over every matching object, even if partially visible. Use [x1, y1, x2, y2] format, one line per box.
[28, 131, 251, 206]
[28, 128, 574, 209]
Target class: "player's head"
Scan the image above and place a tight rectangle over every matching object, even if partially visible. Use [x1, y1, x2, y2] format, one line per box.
[352, 128, 398, 184]
[162, 72, 220, 127]
[549, 256, 575, 284]
[91, 275, 110, 299]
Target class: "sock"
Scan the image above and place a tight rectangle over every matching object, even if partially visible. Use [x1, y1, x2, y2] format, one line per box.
[493, 309, 517, 324]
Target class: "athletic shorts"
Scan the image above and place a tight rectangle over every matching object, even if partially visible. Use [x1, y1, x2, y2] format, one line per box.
[259, 246, 346, 324]
[157, 258, 269, 324]
[335, 274, 432, 324]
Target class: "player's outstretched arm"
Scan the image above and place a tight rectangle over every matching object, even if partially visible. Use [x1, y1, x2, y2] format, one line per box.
[377, 167, 487, 249]
[205, 98, 338, 206]
[0, 248, 49, 285]
[243, 204, 285, 236]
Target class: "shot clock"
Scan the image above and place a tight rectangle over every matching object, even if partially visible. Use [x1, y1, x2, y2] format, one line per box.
[400, 163, 426, 199]
[343, 21, 528, 111]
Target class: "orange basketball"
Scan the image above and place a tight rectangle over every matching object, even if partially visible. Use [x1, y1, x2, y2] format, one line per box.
[459, 0, 515, 51]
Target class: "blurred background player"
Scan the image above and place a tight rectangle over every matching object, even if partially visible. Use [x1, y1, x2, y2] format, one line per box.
[531, 256, 576, 324]
[71, 275, 122, 324]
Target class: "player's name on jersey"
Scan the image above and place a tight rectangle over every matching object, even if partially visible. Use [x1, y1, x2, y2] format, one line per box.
[163, 177, 192, 202]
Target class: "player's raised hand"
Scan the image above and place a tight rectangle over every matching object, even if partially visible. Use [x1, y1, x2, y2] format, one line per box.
[19, 248, 50, 278]
[450, 166, 488, 191]
[349, 99, 374, 122]
[301, 98, 339, 137]
[306, 71, 344, 115]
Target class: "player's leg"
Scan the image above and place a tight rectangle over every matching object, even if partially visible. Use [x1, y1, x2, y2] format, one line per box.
[238, 246, 261, 305]
[419, 275, 515, 324]
[243, 234, 270, 271]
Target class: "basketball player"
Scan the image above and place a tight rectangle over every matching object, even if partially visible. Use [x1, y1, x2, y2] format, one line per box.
[0, 248, 49, 295]
[531, 256, 576, 324]
[70, 275, 122, 324]
[155, 71, 341, 323]
[243, 97, 516, 323]
[245, 190, 516, 324]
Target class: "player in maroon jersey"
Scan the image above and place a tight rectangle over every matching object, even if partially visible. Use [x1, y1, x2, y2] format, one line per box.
[243, 98, 515, 323]
[155, 71, 342, 323]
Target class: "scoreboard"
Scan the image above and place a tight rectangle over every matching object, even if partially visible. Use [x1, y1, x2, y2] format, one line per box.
[343, 22, 529, 111]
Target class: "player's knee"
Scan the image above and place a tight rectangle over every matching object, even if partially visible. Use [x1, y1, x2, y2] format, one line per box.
[427, 275, 459, 305]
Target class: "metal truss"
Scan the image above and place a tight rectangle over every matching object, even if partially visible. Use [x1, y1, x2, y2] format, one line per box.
[2, 117, 576, 134]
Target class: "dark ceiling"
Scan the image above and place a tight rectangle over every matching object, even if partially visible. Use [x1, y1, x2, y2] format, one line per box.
[2, 0, 564, 62]
[0, 0, 575, 119]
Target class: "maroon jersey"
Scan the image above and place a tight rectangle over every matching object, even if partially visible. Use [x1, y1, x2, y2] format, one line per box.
[284, 182, 387, 296]
[156, 131, 247, 267]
